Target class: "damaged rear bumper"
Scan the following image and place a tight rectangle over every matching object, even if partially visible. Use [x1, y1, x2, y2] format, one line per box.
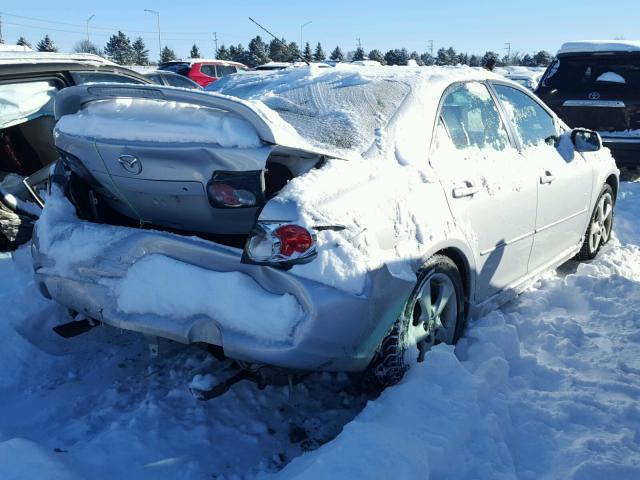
[31, 218, 409, 372]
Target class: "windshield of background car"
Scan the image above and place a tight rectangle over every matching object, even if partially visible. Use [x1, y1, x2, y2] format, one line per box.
[158, 62, 190, 76]
[211, 72, 411, 152]
[72, 72, 146, 85]
[542, 55, 640, 90]
[0, 81, 57, 129]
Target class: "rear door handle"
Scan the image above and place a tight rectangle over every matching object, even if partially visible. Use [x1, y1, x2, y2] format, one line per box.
[452, 183, 479, 198]
[540, 171, 555, 184]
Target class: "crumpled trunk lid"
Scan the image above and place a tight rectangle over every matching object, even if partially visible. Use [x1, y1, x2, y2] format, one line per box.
[53, 84, 326, 235]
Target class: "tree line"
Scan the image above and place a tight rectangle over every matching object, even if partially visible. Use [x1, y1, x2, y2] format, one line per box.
[12, 33, 554, 68]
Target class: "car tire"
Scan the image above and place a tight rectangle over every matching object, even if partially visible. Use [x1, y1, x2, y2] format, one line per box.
[0, 198, 35, 252]
[367, 254, 466, 389]
[575, 184, 614, 261]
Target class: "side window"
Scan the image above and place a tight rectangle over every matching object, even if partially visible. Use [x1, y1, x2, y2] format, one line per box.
[216, 65, 238, 77]
[439, 82, 510, 151]
[493, 84, 557, 147]
[200, 65, 217, 77]
[72, 72, 145, 85]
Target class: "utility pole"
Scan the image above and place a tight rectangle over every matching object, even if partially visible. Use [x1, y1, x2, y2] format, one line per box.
[428, 39, 433, 57]
[213, 32, 218, 57]
[356, 37, 362, 50]
[86, 14, 95, 42]
[505, 42, 511, 65]
[144, 9, 161, 62]
[0, 15, 4, 45]
[300, 20, 312, 49]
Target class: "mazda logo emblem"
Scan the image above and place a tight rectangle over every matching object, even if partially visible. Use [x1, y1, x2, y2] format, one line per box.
[118, 155, 142, 175]
[588, 91, 601, 100]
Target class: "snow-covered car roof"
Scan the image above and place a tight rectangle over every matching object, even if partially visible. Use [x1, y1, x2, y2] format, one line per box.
[0, 51, 117, 67]
[209, 64, 507, 155]
[557, 40, 640, 55]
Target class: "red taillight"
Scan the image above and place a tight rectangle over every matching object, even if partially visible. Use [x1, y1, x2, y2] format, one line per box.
[274, 225, 313, 257]
[211, 183, 241, 206]
[243, 222, 317, 266]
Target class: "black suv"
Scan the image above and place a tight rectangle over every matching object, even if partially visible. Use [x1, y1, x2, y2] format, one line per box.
[0, 52, 151, 250]
[536, 41, 640, 166]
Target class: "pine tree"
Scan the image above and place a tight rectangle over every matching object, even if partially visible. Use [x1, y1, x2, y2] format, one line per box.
[384, 48, 409, 66]
[104, 31, 134, 64]
[457, 53, 469, 65]
[435, 48, 451, 65]
[160, 45, 177, 63]
[36, 35, 58, 52]
[481, 51, 500, 67]
[409, 51, 423, 66]
[286, 42, 300, 62]
[368, 49, 384, 64]
[16, 37, 31, 48]
[468, 54, 482, 67]
[132, 37, 149, 65]
[420, 52, 435, 66]
[329, 46, 344, 61]
[190, 44, 201, 58]
[303, 42, 313, 62]
[269, 38, 289, 62]
[73, 39, 99, 55]
[216, 44, 230, 60]
[520, 54, 535, 67]
[353, 46, 365, 61]
[534, 50, 552, 66]
[313, 42, 326, 62]
[248, 36, 270, 65]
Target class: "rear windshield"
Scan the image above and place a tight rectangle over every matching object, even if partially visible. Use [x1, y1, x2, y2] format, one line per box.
[212, 72, 411, 152]
[159, 62, 190, 76]
[542, 55, 640, 89]
[216, 65, 238, 77]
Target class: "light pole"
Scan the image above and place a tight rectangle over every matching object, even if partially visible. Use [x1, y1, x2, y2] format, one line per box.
[144, 9, 161, 61]
[86, 14, 95, 42]
[300, 20, 312, 51]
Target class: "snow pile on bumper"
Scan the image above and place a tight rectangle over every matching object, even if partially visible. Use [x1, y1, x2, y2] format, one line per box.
[115, 254, 303, 343]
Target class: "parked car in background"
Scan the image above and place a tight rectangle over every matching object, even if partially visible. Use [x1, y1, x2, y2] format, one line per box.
[143, 70, 202, 89]
[0, 51, 151, 250]
[33, 66, 618, 393]
[504, 71, 543, 91]
[158, 59, 247, 87]
[536, 40, 640, 167]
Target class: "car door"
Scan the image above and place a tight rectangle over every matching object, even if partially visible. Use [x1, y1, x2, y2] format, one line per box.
[431, 81, 538, 302]
[491, 83, 593, 272]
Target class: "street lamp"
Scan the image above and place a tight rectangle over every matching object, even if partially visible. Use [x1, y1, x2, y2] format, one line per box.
[300, 21, 312, 50]
[86, 14, 95, 42]
[144, 9, 161, 62]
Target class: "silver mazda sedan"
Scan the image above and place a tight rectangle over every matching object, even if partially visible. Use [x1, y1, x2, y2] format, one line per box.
[32, 66, 618, 390]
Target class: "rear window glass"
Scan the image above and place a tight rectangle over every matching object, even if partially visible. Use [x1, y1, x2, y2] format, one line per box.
[164, 74, 199, 89]
[542, 55, 640, 89]
[73, 72, 145, 85]
[159, 63, 190, 76]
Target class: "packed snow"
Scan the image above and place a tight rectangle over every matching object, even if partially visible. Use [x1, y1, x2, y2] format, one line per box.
[1, 179, 639, 479]
[557, 40, 640, 55]
[55, 98, 262, 148]
[115, 254, 304, 342]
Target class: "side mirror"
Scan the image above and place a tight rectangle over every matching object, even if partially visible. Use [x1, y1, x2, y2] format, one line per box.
[572, 128, 602, 152]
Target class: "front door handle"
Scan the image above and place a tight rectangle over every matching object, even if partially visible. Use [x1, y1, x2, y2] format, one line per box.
[540, 171, 555, 184]
[452, 182, 479, 198]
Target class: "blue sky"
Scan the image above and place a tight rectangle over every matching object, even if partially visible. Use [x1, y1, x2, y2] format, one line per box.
[1, 0, 638, 60]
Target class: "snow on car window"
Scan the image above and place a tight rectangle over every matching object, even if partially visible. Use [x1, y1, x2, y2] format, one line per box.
[0, 81, 57, 129]
[209, 66, 411, 153]
[439, 82, 509, 151]
[494, 85, 557, 147]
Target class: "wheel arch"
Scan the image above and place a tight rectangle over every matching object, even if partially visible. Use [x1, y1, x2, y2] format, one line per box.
[605, 174, 618, 203]
[430, 246, 473, 318]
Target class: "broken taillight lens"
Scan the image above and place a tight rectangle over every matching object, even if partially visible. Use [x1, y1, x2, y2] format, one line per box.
[242, 222, 317, 267]
[207, 171, 264, 208]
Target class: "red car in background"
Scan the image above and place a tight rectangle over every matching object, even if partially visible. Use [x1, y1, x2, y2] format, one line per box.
[158, 59, 246, 87]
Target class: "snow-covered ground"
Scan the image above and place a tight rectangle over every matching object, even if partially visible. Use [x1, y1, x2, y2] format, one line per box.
[1, 179, 640, 479]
